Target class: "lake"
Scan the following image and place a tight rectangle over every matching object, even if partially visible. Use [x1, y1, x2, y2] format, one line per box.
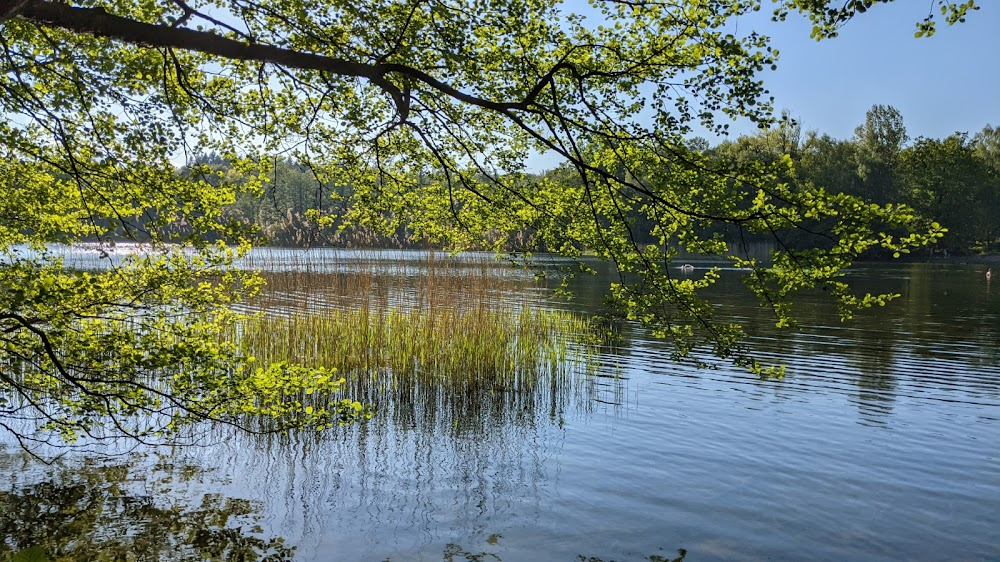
[2, 249, 998, 561]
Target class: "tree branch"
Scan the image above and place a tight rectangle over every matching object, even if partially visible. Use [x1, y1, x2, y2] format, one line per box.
[0, 0, 29, 23]
[16, 1, 368, 75]
[10, 0, 540, 121]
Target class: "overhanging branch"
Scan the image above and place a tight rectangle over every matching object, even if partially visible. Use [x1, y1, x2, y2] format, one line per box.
[16, 0, 376, 79]
[8, 0, 541, 119]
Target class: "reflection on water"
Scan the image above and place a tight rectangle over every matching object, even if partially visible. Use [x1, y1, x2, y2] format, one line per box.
[436, 542, 686, 562]
[3, 250, 999, 561]
[0, 452, 293, 561]
[242, 251, 549, 316]
[638, 261, 1000, 424]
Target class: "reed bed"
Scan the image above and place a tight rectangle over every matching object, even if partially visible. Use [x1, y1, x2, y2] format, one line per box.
[228, 249, 602, 430]
[231, 304, 599, 438]
[1, 248, 605, 445]
[237, 305, 591, 388]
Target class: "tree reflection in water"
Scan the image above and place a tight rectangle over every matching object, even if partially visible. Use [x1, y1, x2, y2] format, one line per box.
[0, 452, 294, 561]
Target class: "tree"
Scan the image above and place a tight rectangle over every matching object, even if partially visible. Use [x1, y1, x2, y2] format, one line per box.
[972, 124, 1000, 173]
[853, 104, 908, 204]
[900, 134, 999, 252]
[799, 131, 862, 198]
[972, 125, 1000, 248]
[711, 112, 802, 168]
[0, 0, 944, 451]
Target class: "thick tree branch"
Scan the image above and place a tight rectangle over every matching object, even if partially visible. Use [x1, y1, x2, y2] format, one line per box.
[10, 0, 538, 119]
[15, 1, 375, 78]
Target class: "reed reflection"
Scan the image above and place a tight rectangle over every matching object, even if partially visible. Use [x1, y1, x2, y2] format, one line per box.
[849, 332, 898, 425]
[199, 252, 610, 557]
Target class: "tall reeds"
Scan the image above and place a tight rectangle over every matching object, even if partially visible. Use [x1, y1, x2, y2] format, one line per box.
[237, 305, 590, 389]
[230, 249, 599, 431]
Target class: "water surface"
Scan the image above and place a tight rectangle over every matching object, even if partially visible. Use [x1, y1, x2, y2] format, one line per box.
[3, 250, 998, 561]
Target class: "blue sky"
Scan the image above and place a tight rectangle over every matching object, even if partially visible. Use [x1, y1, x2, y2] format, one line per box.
[730, 1, 999, 142]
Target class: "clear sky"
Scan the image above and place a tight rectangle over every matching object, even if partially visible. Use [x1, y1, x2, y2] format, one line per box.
[729, 1, 1000, 142]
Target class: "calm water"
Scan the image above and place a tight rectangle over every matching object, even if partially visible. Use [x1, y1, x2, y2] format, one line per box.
[3, 249, 999, 561]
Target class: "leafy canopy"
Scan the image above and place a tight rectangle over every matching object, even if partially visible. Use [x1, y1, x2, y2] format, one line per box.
[0, 0, 952, 449]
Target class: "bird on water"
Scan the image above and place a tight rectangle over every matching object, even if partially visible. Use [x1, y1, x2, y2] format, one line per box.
[988, 268, 993, 281]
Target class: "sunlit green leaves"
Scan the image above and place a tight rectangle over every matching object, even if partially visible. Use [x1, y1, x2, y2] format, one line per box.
[773, 0, 979, 40]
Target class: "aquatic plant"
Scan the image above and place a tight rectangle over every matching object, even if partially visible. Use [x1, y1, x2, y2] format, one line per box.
[237, 305, 590, 388]
[229, 250, 599, 422]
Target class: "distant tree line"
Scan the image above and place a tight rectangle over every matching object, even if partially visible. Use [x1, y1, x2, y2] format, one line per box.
[189, 105, 997, 257]
[704, 105, 999, 256]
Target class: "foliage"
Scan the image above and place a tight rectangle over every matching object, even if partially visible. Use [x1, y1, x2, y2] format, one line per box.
[702, 109, 999, 255]
[853, 104, 908, 205]
[0, 244, 365, 452]
[972, 125, 1000, 172]
[0, 0, 954, 451]
[774, 0, 979, 39]
[899, 134, 998, 251]
[798, 132, 861, 197]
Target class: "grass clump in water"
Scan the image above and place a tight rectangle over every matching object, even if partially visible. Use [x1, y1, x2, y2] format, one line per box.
[236, 304, 593, 397]
[226, 251, 603, 428]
